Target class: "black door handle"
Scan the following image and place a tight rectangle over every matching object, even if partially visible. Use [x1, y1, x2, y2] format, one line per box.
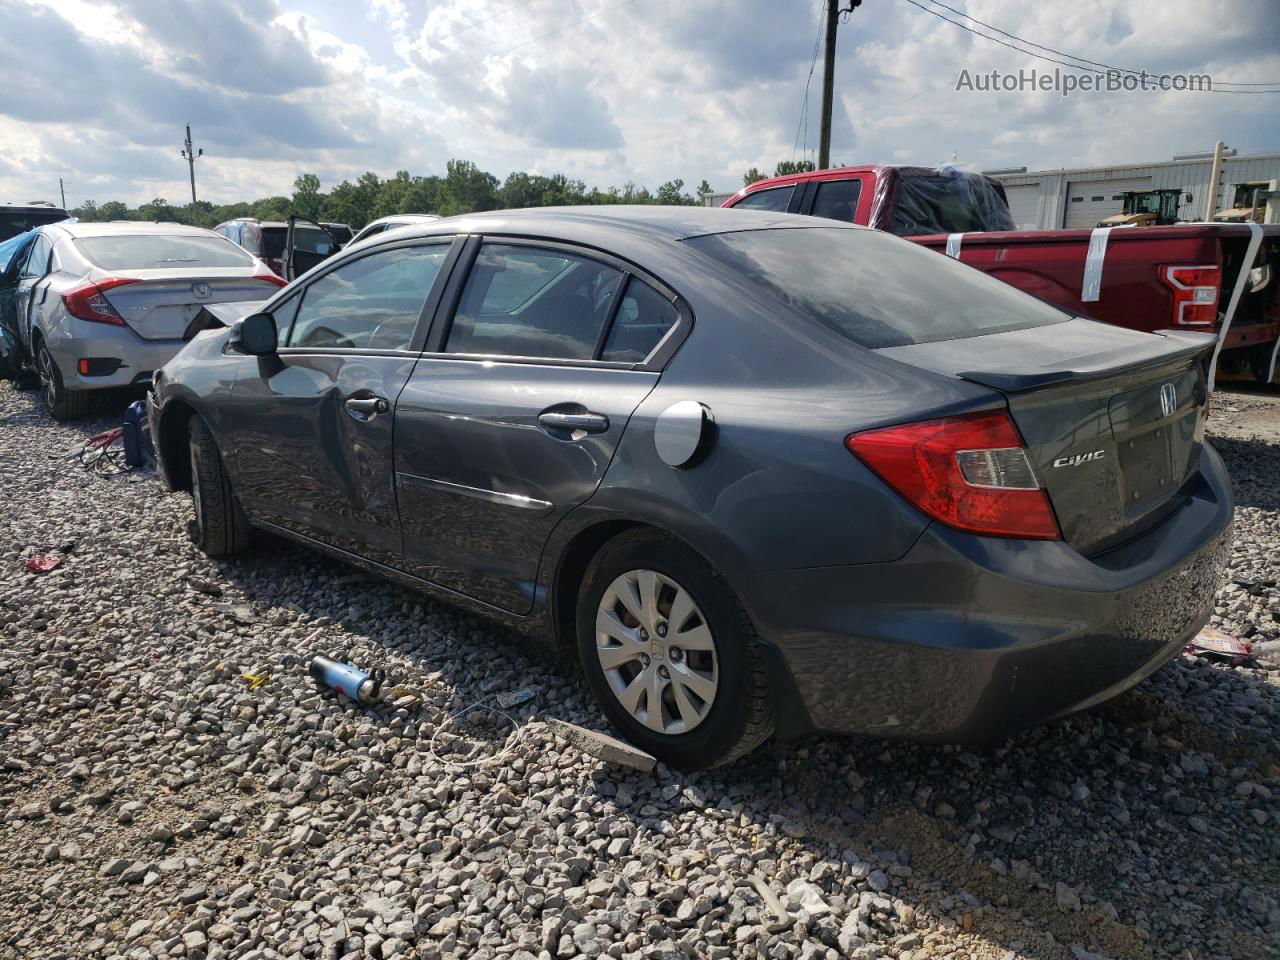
[537, 411, 610, 435]
[345, 396, 389, 418]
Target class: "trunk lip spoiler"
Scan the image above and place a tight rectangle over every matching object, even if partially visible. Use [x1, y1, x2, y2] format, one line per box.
[958, 330, 1216, 393]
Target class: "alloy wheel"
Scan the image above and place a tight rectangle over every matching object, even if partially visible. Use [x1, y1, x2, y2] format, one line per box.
[594, 569, 719, 735]
[37, 345, 58, 411]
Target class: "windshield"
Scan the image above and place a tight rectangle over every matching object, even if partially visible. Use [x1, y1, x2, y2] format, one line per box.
[0, 231, 34, 273]
[685, 227, 1069, 349]
[1, 207, 68, 243]
[75, 234, 255, 270]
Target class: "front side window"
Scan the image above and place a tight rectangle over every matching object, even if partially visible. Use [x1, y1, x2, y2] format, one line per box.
[19, 235, 51, 278]
[286, 243, 449, 351]
[293, 223, 337, 256]
[445, 245, 624, 360]
[732, 186, 794, 213]
[74, 234, 254, 271]
[810, 179, 863, 223]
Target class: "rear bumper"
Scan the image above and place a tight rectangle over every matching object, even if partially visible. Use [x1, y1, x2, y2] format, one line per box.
[46, 323, 183, 391]
[744, 444, 1234, 743]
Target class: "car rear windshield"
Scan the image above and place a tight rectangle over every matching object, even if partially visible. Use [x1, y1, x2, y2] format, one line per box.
[74, 234, 255, 271]
[889, 173, 1015, 236]
[685, 227, 1069, 349]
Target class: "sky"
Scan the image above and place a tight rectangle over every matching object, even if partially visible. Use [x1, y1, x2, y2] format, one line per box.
[1, 0, 1278, 208]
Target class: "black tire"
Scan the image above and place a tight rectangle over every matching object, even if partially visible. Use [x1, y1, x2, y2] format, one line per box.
[188, 415, 251, 556]
[576, 530, 773, 769]
[36, 340, 88, 420]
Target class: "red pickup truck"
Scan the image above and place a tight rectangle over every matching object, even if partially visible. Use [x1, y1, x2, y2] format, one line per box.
[723, 166, 1280, 384]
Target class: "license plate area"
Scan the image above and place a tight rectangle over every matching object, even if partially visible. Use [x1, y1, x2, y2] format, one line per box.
[1117, 427, 1176, 512]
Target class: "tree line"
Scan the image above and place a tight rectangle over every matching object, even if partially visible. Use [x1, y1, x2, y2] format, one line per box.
[66, 159, 819, 229]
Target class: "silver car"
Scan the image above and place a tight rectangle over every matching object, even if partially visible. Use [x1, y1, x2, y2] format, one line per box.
[12, 222, 284, 418]
[347, 214, 440, 247]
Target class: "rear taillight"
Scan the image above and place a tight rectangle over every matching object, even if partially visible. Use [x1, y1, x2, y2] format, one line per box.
[1161, 264, 1220, 326]
[255, 273, 288, 287]
[846, 410, 1061, 540]
[61, 277, 139, 325]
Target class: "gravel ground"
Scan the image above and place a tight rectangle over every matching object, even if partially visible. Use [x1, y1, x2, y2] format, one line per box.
[1, 382, 1277, 960]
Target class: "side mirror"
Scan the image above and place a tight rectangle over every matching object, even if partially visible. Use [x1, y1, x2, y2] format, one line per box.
[235, 312, 278, 355]
[1184, 192, 1194, 204]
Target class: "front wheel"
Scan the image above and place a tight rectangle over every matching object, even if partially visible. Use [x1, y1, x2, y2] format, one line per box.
[576, 531, 773, 769]
[188, 415, 251, 556]
[36, 340, 88, 420]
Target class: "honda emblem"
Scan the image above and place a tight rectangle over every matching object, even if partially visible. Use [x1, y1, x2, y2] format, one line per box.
[191, 282, 211, 300]
[1159, 382, 1176, 418]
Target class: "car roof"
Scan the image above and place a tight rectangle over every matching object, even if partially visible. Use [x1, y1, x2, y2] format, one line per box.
[46, 221, 222, 239]
[369, 214, 439, 225]
[380, 205, 853, 246]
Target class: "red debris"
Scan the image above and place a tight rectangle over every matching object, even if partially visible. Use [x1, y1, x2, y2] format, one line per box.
[24, 554, 63, 573]
[1184, 627, 1256, 667]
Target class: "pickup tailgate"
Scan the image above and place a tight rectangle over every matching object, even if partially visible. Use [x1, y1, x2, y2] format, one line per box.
[878, 318, 1216, 554]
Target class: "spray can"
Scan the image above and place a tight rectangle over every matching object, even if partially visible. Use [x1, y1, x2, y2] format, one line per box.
[308, 654, 385, 704]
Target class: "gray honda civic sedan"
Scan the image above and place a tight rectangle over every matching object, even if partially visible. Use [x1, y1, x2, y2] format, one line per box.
[148, 207, 1232, 769]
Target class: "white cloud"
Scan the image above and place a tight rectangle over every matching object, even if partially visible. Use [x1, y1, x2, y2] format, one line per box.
[1, 0, 1276, 208]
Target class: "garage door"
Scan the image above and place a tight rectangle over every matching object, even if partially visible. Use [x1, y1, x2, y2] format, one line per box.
[1002, 184, 1041, 229]
[1063, 176, 1152, 229]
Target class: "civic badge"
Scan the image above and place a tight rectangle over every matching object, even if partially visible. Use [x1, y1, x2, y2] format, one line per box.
[1159, 382, 1176, 418]
[191, 282, 211, 300]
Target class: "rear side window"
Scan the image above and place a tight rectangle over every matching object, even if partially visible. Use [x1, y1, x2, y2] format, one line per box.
[287, 244, 449, 351]
[600, 279, 679, 362]
[446, 245, 624, 360]
[686, 227, 1068, 348]
[810, 179, 862, 223]
[732, 186, 794, 212]
[260, 228, 287, 260]
[74, 234, 254, 270]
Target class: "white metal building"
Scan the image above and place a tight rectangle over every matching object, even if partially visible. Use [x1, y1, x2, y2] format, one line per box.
[989, 152, 1280, 230]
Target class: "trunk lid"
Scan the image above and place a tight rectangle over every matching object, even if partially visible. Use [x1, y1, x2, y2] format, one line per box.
[100, 273, 279, 340]
[877, 318, 1216, 554]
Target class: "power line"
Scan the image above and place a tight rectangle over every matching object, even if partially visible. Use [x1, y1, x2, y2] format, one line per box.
[428, 0, 543, 48]
[793, 0, 826, 163]
[900, 0, 1280, 94]
[920, 0, 1280, 88]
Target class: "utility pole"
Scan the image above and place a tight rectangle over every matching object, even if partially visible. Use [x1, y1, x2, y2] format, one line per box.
[59, 178, 66, 210]
[818, 0, 861, 170]
[180, 124, 203, 223]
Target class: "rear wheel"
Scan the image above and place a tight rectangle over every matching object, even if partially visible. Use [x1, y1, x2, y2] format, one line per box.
[576, 531, 773, 769]
[36, 340, 88, 420]
[188, 415, 251, 556]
